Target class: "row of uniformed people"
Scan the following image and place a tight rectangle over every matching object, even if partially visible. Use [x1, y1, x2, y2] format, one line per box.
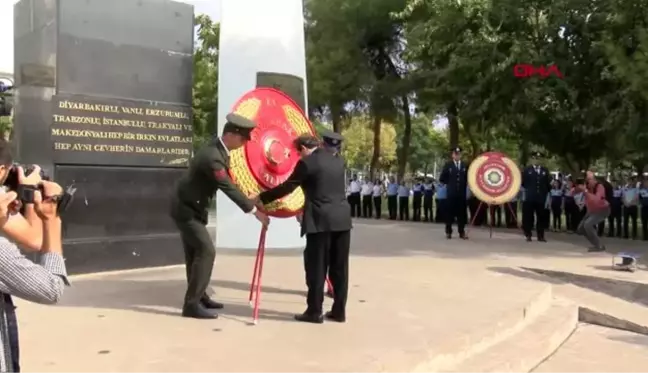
[348, 176, 648, 240]
[547, 179, 648, 240]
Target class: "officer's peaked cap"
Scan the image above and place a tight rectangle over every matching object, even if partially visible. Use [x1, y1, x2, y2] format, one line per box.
[451, 146, 462, 153]
[225, 113, 256, 139]
[531, 151, 543, 158]
[320, 128, 344, 147]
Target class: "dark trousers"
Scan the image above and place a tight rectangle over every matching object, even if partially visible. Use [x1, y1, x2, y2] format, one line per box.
[435, 199, 445, 223]
[489, 205, 502, 227]
[3, 294, 19, 372]
[564, 198, 576, 231]
[373, 196, 382, 219]
[362, 195, 373, 217]
[624, 205, 638, 239]
[608, 200, 622, 237]
[412, 192, 422, 221]
[551, 199, 562, 230]
[349, 192, 361, 217]
[505, 201, 518, 227]
[445, 196, 467, 235]
[522, 200, 546, 239]
[399, 196, 409, 220]
[176, 218, 215, 307]
[304, 231, 350, 315]
[423, 195, 433, 221]
[641, 206, 648, 240]
[387, 195, 397, 219]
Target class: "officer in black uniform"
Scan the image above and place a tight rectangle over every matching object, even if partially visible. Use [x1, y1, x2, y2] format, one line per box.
[171, 113, 270, 319]
[257, 134, 352, 324]
[521, 151, 551, 242]
[439, 147, 468, 239]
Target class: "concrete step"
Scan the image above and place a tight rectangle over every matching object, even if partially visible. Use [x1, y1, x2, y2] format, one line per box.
[412, 284, 555, 372]
[445, 297, 578, 373]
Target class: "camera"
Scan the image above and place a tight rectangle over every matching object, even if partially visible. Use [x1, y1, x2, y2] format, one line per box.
[2, 164, 75, 215]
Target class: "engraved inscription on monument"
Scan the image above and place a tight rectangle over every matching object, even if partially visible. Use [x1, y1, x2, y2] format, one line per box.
[51, 94, 192, 167]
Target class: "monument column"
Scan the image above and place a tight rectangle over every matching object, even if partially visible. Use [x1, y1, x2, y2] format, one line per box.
[216, 0, 308, 250]
[13, 0, 194, 273]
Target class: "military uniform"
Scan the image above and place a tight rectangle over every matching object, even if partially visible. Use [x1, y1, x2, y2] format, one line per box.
[623, 182, 639, 239]
[439, 147, 468, 239]
[386, 180, 398, 220]
[608, 184, 622, 237]
[170, 114, 259, 319]
[521, 152, 551, 242]
[259, 133, 352, 323]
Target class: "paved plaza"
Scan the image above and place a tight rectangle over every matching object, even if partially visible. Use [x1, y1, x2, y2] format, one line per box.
[16, 219, 648, 372]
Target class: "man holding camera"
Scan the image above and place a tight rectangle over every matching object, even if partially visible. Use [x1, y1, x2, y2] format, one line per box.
[0, 140, 69, 372]
[574, 171, 610, 252]
[171, 113, 270, 320]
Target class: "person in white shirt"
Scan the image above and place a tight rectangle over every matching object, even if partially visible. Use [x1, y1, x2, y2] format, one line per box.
[372, 180, 383, 219]
[412, 179, 423, 221]
[348, 175, 361, 217]
[397, 181, 410, 221]
[361, 180, 373, 218]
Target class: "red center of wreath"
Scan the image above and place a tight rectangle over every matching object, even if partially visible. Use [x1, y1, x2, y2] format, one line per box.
[475, 157, 513, 197]
[239, 88, 314, 191]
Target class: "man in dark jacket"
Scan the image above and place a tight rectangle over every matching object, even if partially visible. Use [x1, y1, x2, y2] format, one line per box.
[439, 147, 469, 239]
[170, 113, 269, 319]
[256, 133, 352, 324]
[521, 151, 551, 242]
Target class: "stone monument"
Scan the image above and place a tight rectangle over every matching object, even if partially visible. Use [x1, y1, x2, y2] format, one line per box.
[12, 0, 194, 273]
[216, 0, 308, 250]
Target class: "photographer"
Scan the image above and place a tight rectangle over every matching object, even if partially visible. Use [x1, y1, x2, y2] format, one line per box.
[0, 140, 69, 372]
[573, 171, 610, 252]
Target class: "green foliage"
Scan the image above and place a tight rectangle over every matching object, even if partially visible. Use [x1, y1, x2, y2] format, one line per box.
[192, 14, 220, 149]
[341, 116, 397, 170]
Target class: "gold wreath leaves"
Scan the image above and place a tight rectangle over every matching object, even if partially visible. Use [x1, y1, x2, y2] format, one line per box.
[467, 153, 521, 205]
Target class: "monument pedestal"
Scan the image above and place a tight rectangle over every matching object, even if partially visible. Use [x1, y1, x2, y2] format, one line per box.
[216, 0, 308, 250]
[13, 0, 194, 273]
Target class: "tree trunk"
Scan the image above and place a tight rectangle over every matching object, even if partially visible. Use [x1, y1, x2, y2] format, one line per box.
[396, 95, 413, 182]
[447, 102, 459, 149]
[369, 115, 381, 181]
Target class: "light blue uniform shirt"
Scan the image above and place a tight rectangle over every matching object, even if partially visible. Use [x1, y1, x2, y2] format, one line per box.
[623, 187, 639, 206]
[397, 185, 410, 197]
[550, 189, 563, 197]
[639, 188, 648, 206]
[413, 183, 422, 192]
[613, 188, 622, 198]
[436, 184, 447, 199]
[386, 183, 398, 196]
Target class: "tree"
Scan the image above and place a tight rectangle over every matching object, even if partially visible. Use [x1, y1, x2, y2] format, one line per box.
[341, 116, 397, 171]
[192, 14, 220, 148]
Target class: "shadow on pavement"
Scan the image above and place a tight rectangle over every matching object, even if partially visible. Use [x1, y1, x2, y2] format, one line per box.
[58, 277, 301, 322]
[488, 266, 648, 307]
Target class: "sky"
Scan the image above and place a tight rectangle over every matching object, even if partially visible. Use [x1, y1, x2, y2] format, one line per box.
[0, 0, 222, 77]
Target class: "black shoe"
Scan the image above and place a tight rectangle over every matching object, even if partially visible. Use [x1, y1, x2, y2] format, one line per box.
[325, 311, 346, 323]
[446, 234, 452, 239]
[182, 304, 218, 319]
[294, 312, 324, 324]
[587, 246, 606, 252]
[201, 297, 224, 309]
[537, 237, 547, 242]
[526, 236, 532, 242]
[459, 234, 468, 240]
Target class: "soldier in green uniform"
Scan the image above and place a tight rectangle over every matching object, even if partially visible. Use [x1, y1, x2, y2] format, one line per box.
[170, 113, 270, 319]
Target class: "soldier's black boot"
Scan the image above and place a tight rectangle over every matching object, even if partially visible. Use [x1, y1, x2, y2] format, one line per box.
[182, 304, 218, 319]
[201, 296, 224, 309]
[294, 312, 324, 324]
[325, 310, 346, 323]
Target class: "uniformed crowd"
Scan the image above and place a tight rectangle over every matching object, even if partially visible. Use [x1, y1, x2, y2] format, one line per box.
[347, 154, 648, 242]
